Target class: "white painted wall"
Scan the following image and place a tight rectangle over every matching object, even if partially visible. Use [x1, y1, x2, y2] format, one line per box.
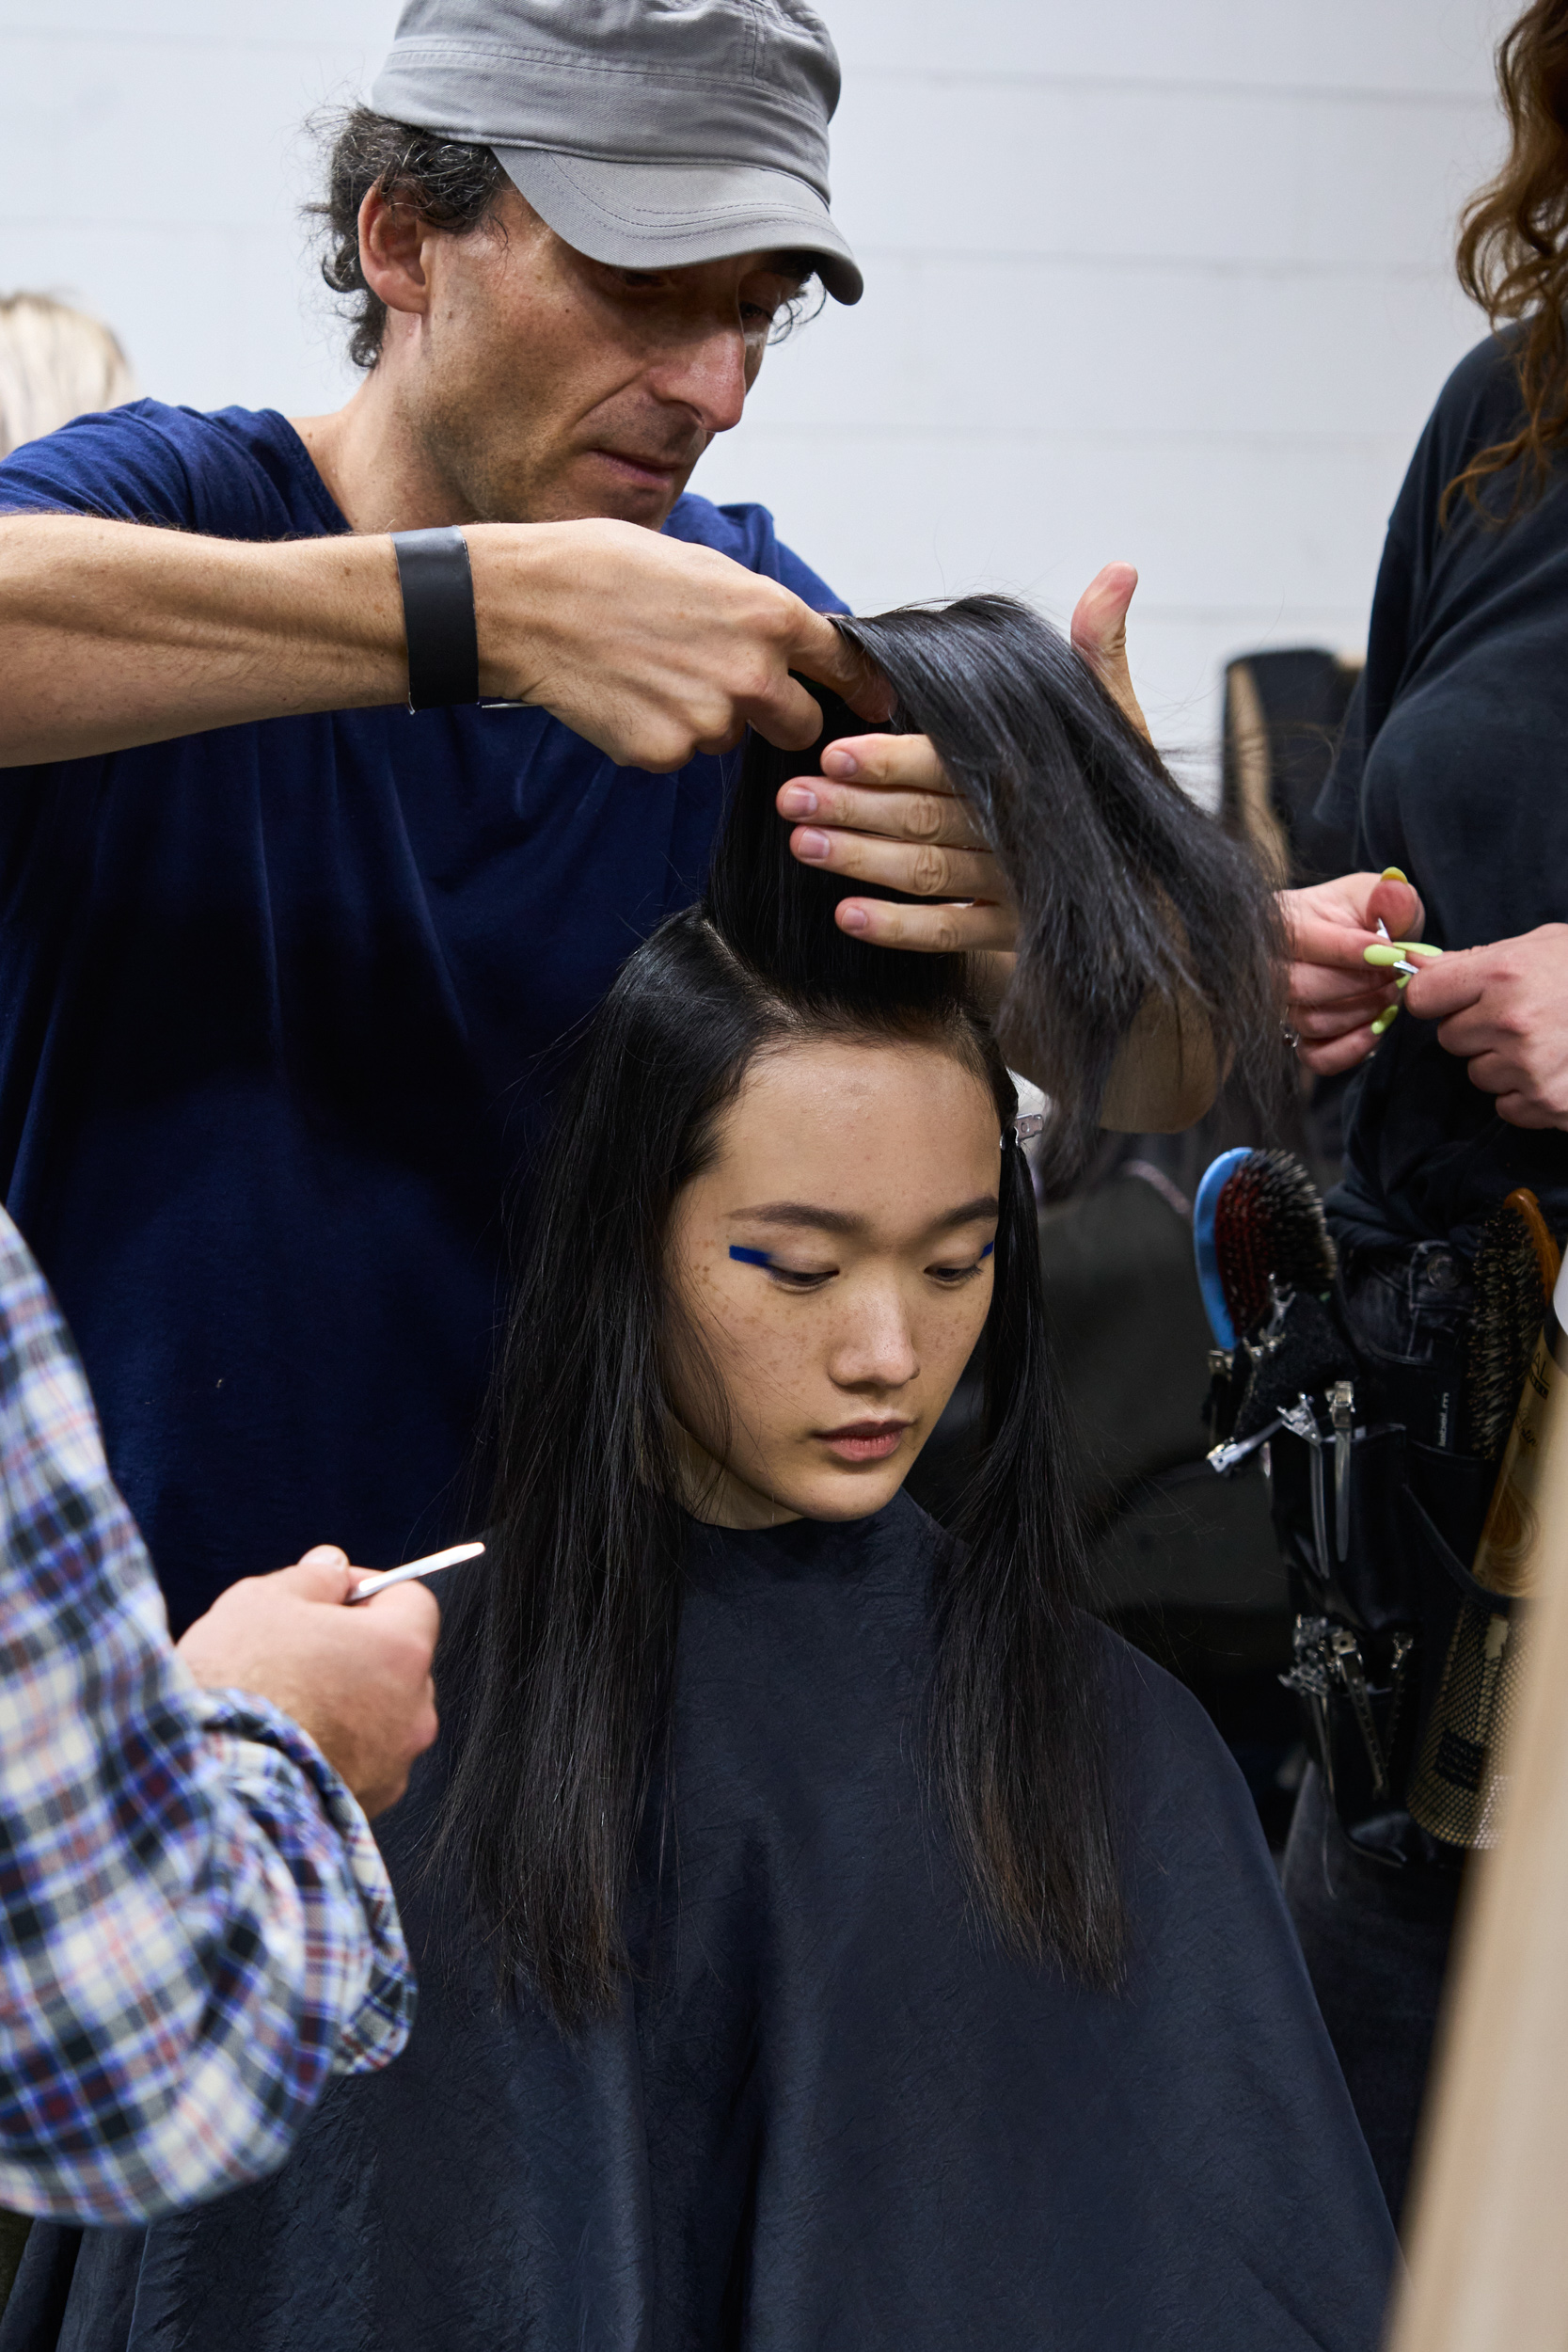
[0, 0, 1514, 783]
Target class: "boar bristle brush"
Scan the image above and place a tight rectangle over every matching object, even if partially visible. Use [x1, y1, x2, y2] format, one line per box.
[1212, 1149, 1338, 1343]
[1464, 1189, 1560, 1462]
[1196, 1147, 1350, 1466]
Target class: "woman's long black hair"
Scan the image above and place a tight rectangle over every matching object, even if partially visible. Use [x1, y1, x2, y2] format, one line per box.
[436, 596, 1279, 2027]
[829, 596, 1285, 1178]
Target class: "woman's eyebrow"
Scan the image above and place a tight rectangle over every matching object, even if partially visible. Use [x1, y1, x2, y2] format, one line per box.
[729, 1203, 863, 1234]
[932, 1196, 1002, 1232]
[728, 1197, 999, 1235]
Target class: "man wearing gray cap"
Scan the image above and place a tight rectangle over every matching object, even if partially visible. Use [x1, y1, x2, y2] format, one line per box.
[0, 0, 1133, 1646]
[0, 0, 887, 1640]
[372, 0, 864, 304]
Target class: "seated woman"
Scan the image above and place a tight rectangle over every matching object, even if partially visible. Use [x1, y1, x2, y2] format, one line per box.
[10, 601, 1395, 2352]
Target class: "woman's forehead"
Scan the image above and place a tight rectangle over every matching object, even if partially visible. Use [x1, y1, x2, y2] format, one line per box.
[711, 1036, 999, 1192]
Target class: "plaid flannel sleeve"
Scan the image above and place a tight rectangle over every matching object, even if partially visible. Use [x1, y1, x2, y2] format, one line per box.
[0, 1210, 416, 2226]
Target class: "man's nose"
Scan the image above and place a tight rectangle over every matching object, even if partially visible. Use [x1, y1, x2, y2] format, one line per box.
[647, 324, 751, 436]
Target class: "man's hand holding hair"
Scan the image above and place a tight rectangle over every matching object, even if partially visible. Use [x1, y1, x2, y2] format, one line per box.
[467, 519, 891, 771]
[0, 514, 888, 774]
[176, 1546, 439, 1819]
[774, 562, 1147, 957]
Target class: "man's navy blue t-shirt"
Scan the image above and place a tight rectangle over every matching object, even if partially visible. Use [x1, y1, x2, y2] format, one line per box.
[0, 401, 844, 1630]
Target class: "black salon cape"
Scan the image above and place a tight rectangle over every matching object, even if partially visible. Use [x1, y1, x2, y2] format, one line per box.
[7, 1496, 1394, 2351]
[1316, 329, 1568, 1255]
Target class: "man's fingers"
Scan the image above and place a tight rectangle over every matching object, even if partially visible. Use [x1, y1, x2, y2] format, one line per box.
[738, 672, 827, 753]
[833, 896, 1016, 955]
[785, 608, 895, 723]
[790, 825, 1002, 904]
[1069, 561, 1149, 739]
[271, 1551, 356, 1604]
[778, 776, 986, 849]
[358, 1578, 441, 1650]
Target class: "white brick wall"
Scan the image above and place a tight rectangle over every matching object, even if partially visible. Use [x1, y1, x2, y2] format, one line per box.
[0, 0, 1515, 783]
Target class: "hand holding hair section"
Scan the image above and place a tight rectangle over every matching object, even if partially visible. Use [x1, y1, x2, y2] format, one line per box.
[760, 595, 1286, 1183]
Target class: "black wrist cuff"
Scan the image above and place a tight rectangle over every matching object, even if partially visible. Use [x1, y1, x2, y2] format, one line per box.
[391, 527, 480, 711]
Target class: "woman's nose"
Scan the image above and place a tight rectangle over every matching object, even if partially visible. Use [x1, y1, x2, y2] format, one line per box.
[827, 1294, 920, 1392]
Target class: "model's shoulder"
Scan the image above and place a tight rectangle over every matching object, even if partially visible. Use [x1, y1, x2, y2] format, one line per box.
[871, 1485, 953, 1562]
[662, 493, 847, 613]
[1090, 1617, 1243, 1774]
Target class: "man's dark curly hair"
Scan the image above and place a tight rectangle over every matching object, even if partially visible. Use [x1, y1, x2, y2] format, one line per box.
[309, 104, 823, 371]
[309, 107, 509, 371]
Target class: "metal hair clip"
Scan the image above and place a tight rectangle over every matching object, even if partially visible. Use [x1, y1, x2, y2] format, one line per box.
[1011, 1112, 1045, 1142]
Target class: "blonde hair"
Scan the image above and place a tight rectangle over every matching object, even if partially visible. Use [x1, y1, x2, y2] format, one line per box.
[0, 294, 137, 458]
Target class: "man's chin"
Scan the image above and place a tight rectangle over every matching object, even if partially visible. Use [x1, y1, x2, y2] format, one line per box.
[541, 454, 694, 530]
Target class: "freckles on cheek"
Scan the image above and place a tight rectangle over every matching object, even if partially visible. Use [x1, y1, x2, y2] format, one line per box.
[689, 1262, 773, 1357]
[700, 1281, 813, 1407]
[927, 1282, 992, 1370]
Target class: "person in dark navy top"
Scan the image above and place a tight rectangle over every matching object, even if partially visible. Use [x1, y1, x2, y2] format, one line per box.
[0, 395, 848, 1634]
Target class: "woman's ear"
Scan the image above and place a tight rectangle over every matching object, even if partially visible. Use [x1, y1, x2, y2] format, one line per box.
[357, 186, 435, 321]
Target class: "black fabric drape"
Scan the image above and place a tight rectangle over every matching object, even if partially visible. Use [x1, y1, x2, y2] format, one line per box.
[9, 1496, 1395, 2351]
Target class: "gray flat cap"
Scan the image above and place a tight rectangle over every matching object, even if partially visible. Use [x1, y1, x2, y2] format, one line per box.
[371, 0, 863, 303]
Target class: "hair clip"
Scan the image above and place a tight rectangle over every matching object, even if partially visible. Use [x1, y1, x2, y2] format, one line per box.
[1010, 1112, 1045, 1143]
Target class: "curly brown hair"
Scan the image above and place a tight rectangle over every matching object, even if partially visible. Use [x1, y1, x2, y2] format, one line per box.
[308, 108, 509, 372]
[1448, 0, 1568, 517]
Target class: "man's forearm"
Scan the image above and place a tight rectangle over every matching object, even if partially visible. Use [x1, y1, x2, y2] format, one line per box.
[0, 515, 408, 765]
[0, 510, 863, 772]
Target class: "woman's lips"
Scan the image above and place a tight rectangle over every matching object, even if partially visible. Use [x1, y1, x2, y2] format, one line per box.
[816, 1421, 911, 1464]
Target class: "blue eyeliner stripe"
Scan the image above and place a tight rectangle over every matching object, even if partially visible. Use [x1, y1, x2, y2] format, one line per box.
[732, 1242, 991, 1267]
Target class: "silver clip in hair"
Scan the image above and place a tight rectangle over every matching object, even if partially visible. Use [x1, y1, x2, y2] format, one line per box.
[1011, 1112, 1045, 1143]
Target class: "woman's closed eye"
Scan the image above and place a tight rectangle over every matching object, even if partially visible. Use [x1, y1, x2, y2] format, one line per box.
[729, 1243, 993, 1289]
[928, 1243, 994, 1285]
[730, 1245, 835, 1289]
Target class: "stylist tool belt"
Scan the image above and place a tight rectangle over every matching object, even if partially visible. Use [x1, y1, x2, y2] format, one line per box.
[1196, 1152, 1562, 1860]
